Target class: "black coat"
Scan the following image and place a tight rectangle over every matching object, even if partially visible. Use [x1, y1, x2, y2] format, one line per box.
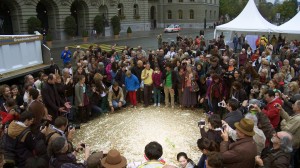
[41, 82, 65, 119]
[223, 110, 243, 129]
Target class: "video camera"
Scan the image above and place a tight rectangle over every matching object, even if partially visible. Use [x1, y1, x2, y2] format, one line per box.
[67, 123, 81, 130]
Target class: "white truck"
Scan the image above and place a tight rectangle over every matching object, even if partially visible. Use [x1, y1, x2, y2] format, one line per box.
[0, 32, 51, 83]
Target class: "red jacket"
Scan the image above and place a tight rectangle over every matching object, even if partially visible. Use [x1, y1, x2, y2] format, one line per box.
[0, 111, 19, 125]
[262, 98, 283, 129]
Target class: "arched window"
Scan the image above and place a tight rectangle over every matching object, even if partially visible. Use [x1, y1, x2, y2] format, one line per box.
[178, 10, 183, 19]
[168, 10, 172, 19]
[117, 3, 124, 16]
[190, 10, 194, 19]
[133, 4, 139, 16]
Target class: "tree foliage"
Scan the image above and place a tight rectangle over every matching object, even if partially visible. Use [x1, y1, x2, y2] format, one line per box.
[275, 0, 298, 22]
[110, 16, 121, 35]
[258, 2, 276, 21]
[219, 0, 247, 19]
[64, 16, 77, 37]
[94, 15, 104, 35]
[27, 17, 41, 34]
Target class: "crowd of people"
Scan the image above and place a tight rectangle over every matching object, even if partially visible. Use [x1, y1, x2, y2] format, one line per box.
[0, 31, 299, 168]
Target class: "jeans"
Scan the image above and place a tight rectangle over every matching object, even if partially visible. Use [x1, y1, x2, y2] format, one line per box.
[164, 86, 174, 106]
[100, 95, 109, 113]
[153, 87, 161, 104]
[112, 99, 126, 108]
[91, 105, 103, 116]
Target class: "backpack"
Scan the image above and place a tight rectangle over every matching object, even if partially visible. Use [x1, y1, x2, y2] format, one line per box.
[2, 127, 31, 165]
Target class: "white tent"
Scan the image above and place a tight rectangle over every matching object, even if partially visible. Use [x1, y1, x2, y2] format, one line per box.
[214, 0, 278, 38]
[277, 12, 300, 34]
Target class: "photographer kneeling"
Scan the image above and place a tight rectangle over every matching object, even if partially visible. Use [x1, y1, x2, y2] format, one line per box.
[45, 116, 76, 152]
[48, 136, 90, 167]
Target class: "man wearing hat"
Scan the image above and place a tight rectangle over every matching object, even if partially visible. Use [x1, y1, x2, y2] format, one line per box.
[220, 118, 257, 168]
[87, 151, 104, 168]
[101, 149, 127, 168]
[73, 45, 85, 63]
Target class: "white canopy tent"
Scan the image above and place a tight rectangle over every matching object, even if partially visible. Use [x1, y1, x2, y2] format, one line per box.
[277, 12, 300, 34]
[214, 0, 279, 38]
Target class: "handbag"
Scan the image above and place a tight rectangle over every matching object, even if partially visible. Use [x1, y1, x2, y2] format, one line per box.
[191, 80, 199, 92]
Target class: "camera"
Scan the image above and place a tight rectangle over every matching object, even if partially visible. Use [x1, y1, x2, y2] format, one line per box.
[218, 101, 226, 107]
[68, 123, 81, 130]
[248, 104, 255, 109]
[198, 119, 205, 126]
[40, 120, 50, 130]
[222, 125, 227, 131]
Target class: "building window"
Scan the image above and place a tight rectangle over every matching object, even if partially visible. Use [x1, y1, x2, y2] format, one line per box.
[214, 11, 216, 19]
[133, 4, 139, 16]
[168, 0, 172, 3]
[168, 10, 172, 19]
[210, 0, 212, 3]
[178, 10, 183, 19]
[118, 3, 124, 16]
[190, 10, 194, 19]
[179, 0, 183, 2]
[210, 10, 212, 19]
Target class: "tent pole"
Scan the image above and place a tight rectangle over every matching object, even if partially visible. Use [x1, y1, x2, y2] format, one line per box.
[214, 29, 217, 39]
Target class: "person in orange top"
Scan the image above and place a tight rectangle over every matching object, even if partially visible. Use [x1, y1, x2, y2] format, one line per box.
[251, 50, 260, 62]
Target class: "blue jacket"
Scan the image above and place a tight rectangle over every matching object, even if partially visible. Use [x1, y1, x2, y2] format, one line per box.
[61, 50, 72, 64]
[125, 74, 140, 91]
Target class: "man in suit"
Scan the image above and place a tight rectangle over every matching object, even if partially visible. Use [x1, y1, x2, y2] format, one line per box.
[41, 74, 68, 120]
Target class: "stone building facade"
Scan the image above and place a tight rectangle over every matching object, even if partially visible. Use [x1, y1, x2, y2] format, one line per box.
[0, 0, 219, 40]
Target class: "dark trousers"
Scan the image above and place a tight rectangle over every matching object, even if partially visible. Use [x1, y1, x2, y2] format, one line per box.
[137, 88, 144, 103]
[77, 106, 88, 123]
[144, 84, 152, 106]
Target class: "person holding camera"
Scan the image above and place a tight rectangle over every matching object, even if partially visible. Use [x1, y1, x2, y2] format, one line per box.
[275, 101, 300, 168]
[255, 90, 283, 130]
[4, 111, 35, 167]
[223, 99, 243, 129]
[48, 136, 90, 168]
[199, 114, 223, 145]
[45, 117, 76, 153]
[220, 118, 257, 168]
[0, 98, 20, 125]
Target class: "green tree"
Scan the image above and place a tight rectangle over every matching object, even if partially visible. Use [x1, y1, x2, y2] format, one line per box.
[64, 16, 77, 37]
[27, 17, 41, 34]
[275, 0, 298, 22]
[258, 2, 275, 21]
[110, 16, 121, 35]
[94, 15, 104, 35]
[220, 0, 247, 19]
